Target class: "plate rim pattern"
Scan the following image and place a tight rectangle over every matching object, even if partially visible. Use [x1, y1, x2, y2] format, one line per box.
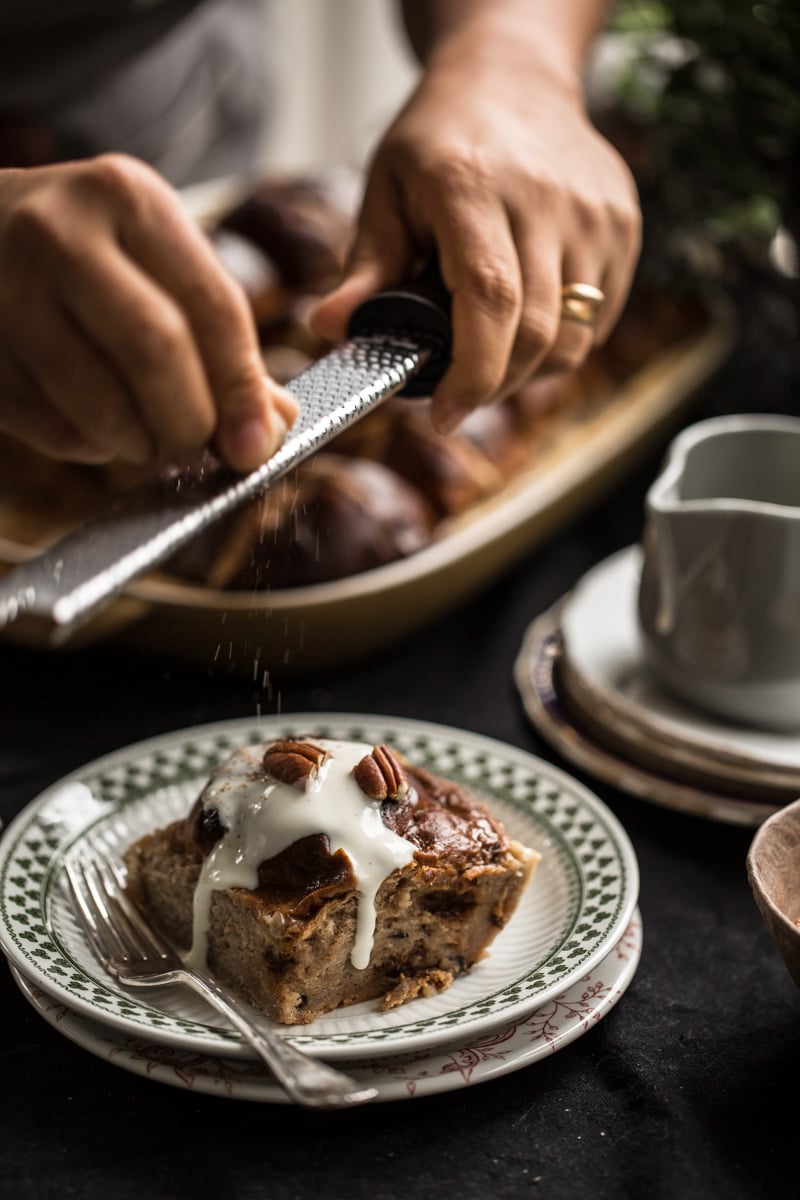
[0, 713, 639, 1058]
[8, 910, 643, 1102]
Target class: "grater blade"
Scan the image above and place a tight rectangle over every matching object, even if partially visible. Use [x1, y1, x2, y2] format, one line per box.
[0, 334, 428, 635]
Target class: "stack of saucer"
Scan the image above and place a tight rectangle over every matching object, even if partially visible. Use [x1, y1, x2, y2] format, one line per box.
[0, 712, 642, 1103]
[514, 546, 800, 826]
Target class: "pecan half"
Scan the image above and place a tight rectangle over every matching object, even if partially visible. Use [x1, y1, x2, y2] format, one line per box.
[263, 739, 329, 789]
[353, 744, 409, 802]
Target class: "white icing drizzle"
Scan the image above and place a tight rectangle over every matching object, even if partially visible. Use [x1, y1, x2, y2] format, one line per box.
[187, 739, 416, 971]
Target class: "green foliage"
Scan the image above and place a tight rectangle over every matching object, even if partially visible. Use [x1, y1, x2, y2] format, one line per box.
[608, 1, 800, 248]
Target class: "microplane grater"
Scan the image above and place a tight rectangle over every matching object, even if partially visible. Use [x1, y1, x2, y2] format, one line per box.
[0, 267, 452, 636]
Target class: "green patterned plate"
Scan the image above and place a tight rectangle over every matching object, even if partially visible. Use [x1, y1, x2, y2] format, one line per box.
[0, 714, 639, 1061]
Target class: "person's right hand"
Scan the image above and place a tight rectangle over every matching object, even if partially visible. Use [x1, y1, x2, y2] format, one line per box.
[0, 154, 297, 472]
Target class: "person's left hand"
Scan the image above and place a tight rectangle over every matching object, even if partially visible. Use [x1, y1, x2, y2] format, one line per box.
[311, 30, 641, 434]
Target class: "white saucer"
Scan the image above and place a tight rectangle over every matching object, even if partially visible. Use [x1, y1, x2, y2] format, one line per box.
[514, 609, 782, 827]
[559, 546, 800, 793]
[8, 910, 642, 1103]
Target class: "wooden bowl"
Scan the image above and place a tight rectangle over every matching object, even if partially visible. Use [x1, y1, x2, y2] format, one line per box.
[747, 797, 800, 993]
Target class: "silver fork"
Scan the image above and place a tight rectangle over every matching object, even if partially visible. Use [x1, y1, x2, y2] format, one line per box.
[64, 851, 378, 1108]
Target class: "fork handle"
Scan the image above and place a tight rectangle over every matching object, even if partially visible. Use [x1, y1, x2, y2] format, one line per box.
[178, 967, 377, 1107]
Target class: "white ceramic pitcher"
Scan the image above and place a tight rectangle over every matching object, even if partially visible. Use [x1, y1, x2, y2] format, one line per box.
[638, 413, 800, 732]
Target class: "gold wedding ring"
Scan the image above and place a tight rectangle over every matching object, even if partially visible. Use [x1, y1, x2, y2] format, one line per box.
[560, 283, 606, 328]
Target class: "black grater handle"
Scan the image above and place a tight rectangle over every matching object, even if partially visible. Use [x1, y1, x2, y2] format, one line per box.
[347, 260, 452, 398]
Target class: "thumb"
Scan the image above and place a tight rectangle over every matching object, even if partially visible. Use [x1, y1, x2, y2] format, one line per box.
[309, 259, 392, 343]
[214, 373, 298, 473]
[310, 178, 416, 342]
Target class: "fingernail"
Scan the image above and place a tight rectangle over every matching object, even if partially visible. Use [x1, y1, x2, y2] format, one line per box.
[271, 381, 299, 419]
[125, 428, 155, 466]
[268, 406, 291, 443]
[225, 412, 287, 470]
[305, 298, 323, 331]
[434, 403, 470, 435]
[307, 293, 344, 339]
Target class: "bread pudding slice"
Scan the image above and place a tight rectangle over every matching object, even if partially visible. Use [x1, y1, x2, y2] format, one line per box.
[123, 737, 539, 1026]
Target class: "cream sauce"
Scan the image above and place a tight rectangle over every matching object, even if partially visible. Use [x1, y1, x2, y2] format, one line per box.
[187, 739, 416, 971]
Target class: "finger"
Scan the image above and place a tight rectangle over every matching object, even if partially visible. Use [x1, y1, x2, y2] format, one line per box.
[115, 172, 297, 469]
[62, 243, 218, 466]
[538, 252, 603, 375]
[0, 348, 97, 461]
[493, 217, 562, 398]
[14, 302, 152, 464]
[429, 202, 522, 433]
[535, 319, 595, 377]
[593, 211, 642, 345]
[310, 171, 417, 343]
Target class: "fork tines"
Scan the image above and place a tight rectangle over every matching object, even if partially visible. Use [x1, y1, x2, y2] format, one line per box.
[65, 851, 172, 972]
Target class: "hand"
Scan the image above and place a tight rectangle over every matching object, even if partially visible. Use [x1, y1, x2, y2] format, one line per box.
[312, 27, 641, 433]
[0, 155, 297, 471]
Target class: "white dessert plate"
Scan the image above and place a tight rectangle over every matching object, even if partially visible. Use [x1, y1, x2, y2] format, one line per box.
[514, 611, 783, 827]
[560, 546, 800, 785]
[8, 909, 642, 1103]
[0, 713, 639, 1061]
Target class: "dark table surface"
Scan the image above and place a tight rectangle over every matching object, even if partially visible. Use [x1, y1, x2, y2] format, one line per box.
[1, 324, 798, 1200]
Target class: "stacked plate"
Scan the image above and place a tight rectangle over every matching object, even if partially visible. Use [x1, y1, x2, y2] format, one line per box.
[515, 547, 800, 827]
[0, 714, 641, 1103]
